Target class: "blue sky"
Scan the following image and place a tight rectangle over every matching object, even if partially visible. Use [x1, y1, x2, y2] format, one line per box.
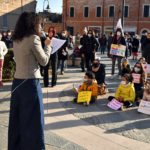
[36, 0, 62, 13]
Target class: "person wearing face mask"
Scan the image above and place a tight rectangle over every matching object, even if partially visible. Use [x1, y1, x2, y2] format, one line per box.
[5, 30, 13, 49]
[132, 35, 139, 60]
[108, 74, 135, 110]
[0, 33, 8, 86]
[143, 32, 150, 64]
[74, 71, 98, 105]
[57, 30, 68, 75]
[130, 62, 146, 104]
[84, 30, 99, 71]
[92, 59, 108, 95]
[110, 28, 126, 79]
[43, 27, 58, 87]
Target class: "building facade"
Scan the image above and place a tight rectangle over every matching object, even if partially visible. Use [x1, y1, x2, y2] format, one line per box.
[0, 0, 36, 31]
[63, 0, 150, 35]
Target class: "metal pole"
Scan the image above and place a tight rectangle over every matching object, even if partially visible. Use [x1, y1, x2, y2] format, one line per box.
[102, 0, 105, 34]
[121, 0, 125, 28]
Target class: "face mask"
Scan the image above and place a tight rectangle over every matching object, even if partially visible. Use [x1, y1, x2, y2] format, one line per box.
[121, 81, 126, 85]
[117, 32, 121, 36]
[84, 79, 88, 82]
[88, 34, 92, 38]
[62, 33, 66, 37]
[134, 67, 140, 73]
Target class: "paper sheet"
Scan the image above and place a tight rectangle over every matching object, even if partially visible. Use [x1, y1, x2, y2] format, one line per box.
[51, 38, 66, 54]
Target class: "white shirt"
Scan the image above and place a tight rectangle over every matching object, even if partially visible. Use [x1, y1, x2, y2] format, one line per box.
[0, 41, 8, 59]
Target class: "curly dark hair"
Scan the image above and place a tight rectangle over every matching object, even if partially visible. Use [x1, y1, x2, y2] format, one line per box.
[13, 12, 42, 41]
[130, 62, 146, 84]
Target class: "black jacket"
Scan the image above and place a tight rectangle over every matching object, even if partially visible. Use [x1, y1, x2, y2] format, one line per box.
[99, 37, 107, 47]
[80, 35, 87, 54]
[132, 38, 139, 53]
[84, 36, 99, 56]
[58, 36, 68, 60]
[92, 64, 105, 84]
[121, 64, 131, 76]
[143, 38, 150, 56]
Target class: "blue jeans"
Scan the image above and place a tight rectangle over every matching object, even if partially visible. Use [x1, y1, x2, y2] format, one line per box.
[57, 59, 65, 72]
[101, 46, 106, 54]
[8, 79, 45, 150]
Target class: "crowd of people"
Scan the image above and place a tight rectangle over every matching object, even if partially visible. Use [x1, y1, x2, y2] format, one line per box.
[0, 12, 150, 150]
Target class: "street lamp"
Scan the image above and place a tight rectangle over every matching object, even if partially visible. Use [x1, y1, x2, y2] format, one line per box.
[43, 0, 50, 12]
[121, 0, 125, 28]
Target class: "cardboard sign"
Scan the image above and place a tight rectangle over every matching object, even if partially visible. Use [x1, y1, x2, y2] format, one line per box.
[107, 98, 123, 110]
[132, 74, 141, 84]
[143, 64, 150, 78]
[138, 100, 150, 115]
[77, 91, 92, 103]
[110, 44, 126, 57]
[73, 84, 80, 93]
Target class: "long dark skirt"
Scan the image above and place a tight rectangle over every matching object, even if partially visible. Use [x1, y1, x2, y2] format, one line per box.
[8, 79, 45, 150]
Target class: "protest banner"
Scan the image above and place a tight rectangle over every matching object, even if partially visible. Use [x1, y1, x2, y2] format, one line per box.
[110, 44, 126, 57]
[138, 100, 150, 115]
[107, 98, 123, 110]
[132, 74, 141, 84]
[77, 91, 92, 103]
[51, 38, 66, 54]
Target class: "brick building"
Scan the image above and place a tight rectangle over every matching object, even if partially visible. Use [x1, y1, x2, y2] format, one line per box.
[0, 0, 36, 31]
[63, 0, 150, 36]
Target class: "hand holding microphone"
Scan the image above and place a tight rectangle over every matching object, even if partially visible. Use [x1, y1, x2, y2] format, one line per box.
[45, 37, 51, 46]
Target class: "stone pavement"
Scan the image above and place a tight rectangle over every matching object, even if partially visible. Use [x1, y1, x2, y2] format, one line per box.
[0, 53, 150, 150]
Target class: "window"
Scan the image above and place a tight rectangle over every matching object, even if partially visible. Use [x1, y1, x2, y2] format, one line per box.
[2, 14, 8, 27]
[124, 6, 129, 18]
[96, 6, 102, 17]
[143, 5, 150, 17]
[109, 6, 114, 17]
[70, 7, 74, 17]
[84, 7, 89, 17]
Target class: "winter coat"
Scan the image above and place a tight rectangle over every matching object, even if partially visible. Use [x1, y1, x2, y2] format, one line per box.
[84, 36, 99, 56]
[80, 35, 87, 54]
[99, 37, 107, 47]
[58, 36, 68, 60]
[92, 64, 105, 84]
[78, 81, 98, 100]
[132, 38, 139, 53]
[115, 82, 135, 103]
[143, 38, 150, 57]
[121, 64, 131, 76]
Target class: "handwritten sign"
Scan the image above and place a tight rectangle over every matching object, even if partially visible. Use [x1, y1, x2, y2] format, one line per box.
[107, 98, 123, 110]
[132, 74, 141, 84]
[138, 100, 150, 115]
[77, 91, 92, 103]
[110, 44, 126, 57]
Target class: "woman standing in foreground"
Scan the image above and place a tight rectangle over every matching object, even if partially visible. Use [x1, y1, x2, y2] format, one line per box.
[8, 12, 51, 150]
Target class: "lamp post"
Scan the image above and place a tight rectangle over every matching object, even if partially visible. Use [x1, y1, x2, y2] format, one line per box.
[121, 0, 125, 28]
[42, 0, 50, 28]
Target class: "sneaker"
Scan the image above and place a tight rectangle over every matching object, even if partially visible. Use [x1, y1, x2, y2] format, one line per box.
[120, 106, 126, 111]
[111, 75, 114, 79]
[0, 82, 3, 86]
[83, 102, 89, 106]
[60, 71, 64, 75]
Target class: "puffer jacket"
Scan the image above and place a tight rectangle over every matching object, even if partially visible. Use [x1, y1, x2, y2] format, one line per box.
[115, 82, 135, 103]
[78, 81, 98, 100]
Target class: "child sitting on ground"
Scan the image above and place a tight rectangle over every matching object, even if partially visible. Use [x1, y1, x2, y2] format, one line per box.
[121, 59, 131, 76]
[130, 62, 146, 105]
[74, 71, 98, 105]
[108, 74, 135, 110]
